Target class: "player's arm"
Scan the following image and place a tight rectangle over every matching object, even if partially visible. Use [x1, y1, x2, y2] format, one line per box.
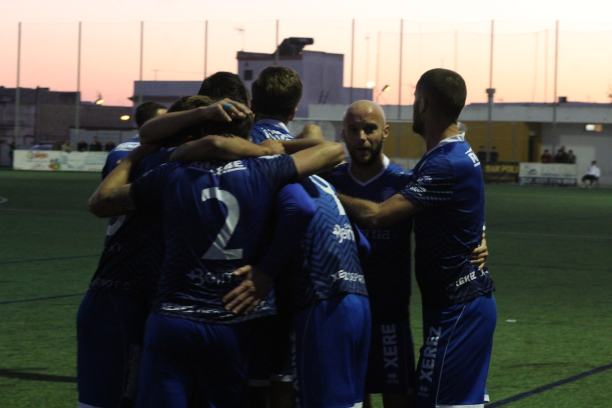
[88, 145, 158, 217]
[139, 98, 252, 145]
[338, 192, 420, 230]
[170, 135, 285, 162]
[294, 124, 324, 140]
[223, 183, 316, 314]
[290, 141, 345, 179]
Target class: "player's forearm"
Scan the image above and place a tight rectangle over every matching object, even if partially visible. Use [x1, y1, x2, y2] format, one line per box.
[139, 109, 203, 145]
[89, 159, 136, 217]
[280, 138, 324, 154]
[291, 141, 345, 179]
[170, 136, 276, 162]
[338, 194, 381, 229]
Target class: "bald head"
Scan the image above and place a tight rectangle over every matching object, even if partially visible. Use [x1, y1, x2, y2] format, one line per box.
[344, 100, 386, 125]
[342, 100, 389, 166]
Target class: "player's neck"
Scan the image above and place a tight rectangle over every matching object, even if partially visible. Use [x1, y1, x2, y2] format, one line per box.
[349, 154, 386, 183]
[424, 123, 460, 151]
[255, 113, 289, 126]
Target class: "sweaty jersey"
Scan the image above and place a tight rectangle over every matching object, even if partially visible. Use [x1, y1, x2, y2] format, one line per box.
[89, 149, 172, 302]
[324, 157, 413, 324]
[399, 134, 495, 307]
[259, 175, 368, 316]
[249, 119, 294, 144]
[130, 155, 298, 324]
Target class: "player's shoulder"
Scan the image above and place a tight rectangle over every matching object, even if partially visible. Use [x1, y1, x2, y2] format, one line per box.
[327, 162, 350, 180]
[111, 137, 140, 154]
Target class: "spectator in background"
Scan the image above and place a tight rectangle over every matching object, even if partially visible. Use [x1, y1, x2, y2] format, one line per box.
[554, 146, 569, 163]
[62, 140, 73, 152]
[490, 146, 499, 162]
[567, 150, 576, 164]
[89, 137, 102, 152]
[541, 149, 553, 163]
[77, 139, 88, 152]
[104, 140, 116, 152]
[582, 161, 601, 187]
[477, 145, 487, 163]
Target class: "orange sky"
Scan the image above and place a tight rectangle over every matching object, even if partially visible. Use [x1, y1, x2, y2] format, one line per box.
[2, 1, 612, 107]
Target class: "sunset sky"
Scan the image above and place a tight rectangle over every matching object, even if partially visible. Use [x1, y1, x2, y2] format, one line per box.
[2, 0, 612, 108]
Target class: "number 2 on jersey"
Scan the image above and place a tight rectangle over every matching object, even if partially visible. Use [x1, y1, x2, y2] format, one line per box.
[201, 187, 243, 260]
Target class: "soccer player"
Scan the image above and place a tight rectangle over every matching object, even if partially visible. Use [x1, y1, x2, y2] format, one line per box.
[338, 69, 496, 408]
[77, 96, 239, 408]
[88, 110, 345, 407]
[324, 100, 416, 408]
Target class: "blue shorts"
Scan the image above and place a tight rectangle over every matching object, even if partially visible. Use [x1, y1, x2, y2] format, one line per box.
[365, 322, 416, 395]
[77, 291, 150, 408]
[136, 313, 250, 408]
[414, 293, 497, 408]
[247, 315, 293, 387]
[292, 294, 371, 408]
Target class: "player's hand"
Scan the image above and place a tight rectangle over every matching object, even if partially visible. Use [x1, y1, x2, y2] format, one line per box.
[222, 265, 273, 315]
[471, 233, 488, 269]
[198, 98, 252, 122]
[260, 139, 285, 156]
[295, 124, 324, 140]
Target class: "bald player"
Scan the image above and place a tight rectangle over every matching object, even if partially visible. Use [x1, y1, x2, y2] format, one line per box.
[324, 101, 416, 408]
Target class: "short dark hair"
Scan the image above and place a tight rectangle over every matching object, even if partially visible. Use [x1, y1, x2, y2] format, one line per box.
[416, 69, 466, 123]
[134, 102, 166, 128]
[198, 72, 250, 106]
[251, 66, 302, 120]
[164, 96, 214, 145]
[200, 114, 254, 140]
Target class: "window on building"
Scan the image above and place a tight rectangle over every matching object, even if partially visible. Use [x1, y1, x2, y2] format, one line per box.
[244, 70, 253, 81]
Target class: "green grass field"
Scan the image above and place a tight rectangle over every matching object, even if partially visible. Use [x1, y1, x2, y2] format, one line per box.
[1, 168, 611, 407]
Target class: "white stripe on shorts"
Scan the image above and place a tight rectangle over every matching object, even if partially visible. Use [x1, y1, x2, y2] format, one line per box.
[437, 404, 484, 408]
[78, 403, 103, 408]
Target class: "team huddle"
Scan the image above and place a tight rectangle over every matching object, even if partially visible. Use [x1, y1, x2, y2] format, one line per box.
[78, 67, 496, 408]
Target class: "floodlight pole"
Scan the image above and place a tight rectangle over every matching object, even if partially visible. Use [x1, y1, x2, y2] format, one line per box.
[552, 20, 559, 154]
[350, 19, 355, 104]
[139, 21, 144, 104]
[75, 22, 82, 141]
[376, 31, 380, 102]
[14, 22, 21, 150]
[274, 20, 279, 66]
[204, 20, 208, 78]
[396, 19, 403, 158]
[486, 20, 495, 162]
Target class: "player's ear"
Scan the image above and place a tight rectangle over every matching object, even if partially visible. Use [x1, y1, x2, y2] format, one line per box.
[419, 98, 428, 114]
[382, 124, 390, 140]
[288, 107, 298, 122]
[341, 127, 347, 143]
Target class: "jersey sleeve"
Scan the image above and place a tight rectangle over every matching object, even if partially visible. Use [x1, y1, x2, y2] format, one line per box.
[257, 183, 316, 278]
[399, 154, 455, 209]
[254, 154, 298, 192]
[130, 162, 181, 213]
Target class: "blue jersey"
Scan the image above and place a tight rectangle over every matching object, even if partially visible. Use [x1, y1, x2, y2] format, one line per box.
[324, 157, 413, 324]
[101, 135, 140, 179]
[130, 155, 298, 324]
[249, 120, 294, 144]
[399, 134, 495, 307]
[259, 176, 368, 316]
[89, 149, 172, 302]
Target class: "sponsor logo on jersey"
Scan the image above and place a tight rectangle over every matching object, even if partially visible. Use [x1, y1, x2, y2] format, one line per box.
[360, 228, 391, 240]
[331, 270, 365, 283]
[381, 324, 400, 384]
[332, 222, 355, 243]
[186, 268, 241, 286]
[419, 325, 442, 394]
[192, 160, 247, 175]
[465, 147, 481, 167]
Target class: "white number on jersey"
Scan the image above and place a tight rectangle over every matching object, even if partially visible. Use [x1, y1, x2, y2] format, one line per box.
[106, 215, 126, 237]
[201, 187, 243, 260]
[310, 175, 346, 215]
